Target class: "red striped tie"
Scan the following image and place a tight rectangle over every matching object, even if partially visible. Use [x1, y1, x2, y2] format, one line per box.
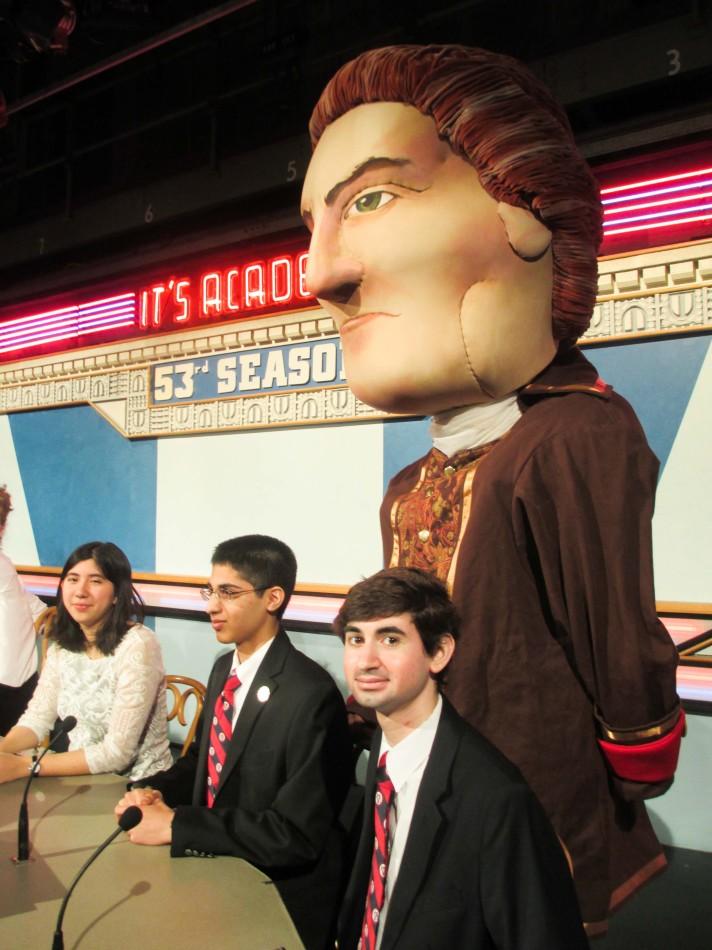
[206, 672, 241, 807]
[359, 752, 395, 950]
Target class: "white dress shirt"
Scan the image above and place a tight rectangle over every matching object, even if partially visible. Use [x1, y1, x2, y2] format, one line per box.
[0, 550, 45, 687]
[229, 636, 275, 728]
[375, 695, 443, 948]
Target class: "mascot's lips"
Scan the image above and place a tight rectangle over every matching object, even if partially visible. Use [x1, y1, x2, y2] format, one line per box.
[340, 311, 398, 335]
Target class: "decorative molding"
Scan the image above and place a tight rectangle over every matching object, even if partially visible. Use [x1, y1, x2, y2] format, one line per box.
[0, 309, 392, 437]
[583, 241, 712, 343]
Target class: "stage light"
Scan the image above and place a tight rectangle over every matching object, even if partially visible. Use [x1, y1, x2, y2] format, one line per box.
[14, 0, 76, 54]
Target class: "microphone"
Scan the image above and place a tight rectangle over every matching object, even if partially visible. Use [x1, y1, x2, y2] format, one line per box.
[15, 715, 78, 863]
[51, 806, 142, 950]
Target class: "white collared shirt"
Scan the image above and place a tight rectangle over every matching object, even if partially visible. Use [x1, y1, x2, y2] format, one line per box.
[0, 550, 45, 687]
[229, 636, 275, 728]
[375, 694, 443, 948]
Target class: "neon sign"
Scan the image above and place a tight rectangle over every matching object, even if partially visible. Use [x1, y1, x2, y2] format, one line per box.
[600, 165, 712, 244]
[0, 293, 137, 356]
[139, 252, 311, 329]
[0, 246, 315, 363]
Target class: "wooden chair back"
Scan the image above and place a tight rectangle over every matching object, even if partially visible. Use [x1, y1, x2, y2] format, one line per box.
[32, 606, 57, 748]
[165, 674, 206, 757]
[34, 606, 57, 672]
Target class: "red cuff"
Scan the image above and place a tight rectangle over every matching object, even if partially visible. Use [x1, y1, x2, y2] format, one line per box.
[597, 710, 686, 783]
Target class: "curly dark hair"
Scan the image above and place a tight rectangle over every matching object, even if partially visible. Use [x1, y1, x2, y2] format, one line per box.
[334, 567, 459, 684]
[53, 541, 144, 656]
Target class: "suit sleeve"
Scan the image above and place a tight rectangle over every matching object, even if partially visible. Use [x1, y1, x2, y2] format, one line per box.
[512, 417, 683, 794]
[169, 683, 351, 868]
[480, 784, 588, 950]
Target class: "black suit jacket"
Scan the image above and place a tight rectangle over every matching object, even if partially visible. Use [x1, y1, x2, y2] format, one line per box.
[138, 631, 352, 950]
[338, 698, 588, 950]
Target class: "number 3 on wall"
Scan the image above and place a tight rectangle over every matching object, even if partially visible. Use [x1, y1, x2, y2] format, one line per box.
[667, 48, 681, 76]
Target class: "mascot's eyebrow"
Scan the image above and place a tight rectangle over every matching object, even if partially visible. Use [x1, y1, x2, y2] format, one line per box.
[324, 156, 411, 206]
[301, 156, 413, 227]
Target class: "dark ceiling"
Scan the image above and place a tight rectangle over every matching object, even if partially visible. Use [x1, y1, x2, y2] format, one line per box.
[1, 0, 711, 306]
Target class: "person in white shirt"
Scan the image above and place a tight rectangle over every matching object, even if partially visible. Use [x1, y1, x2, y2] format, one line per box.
[0, 484, 46, 735]
[336, 567, 588, 950]
[0, 539, 172, 782]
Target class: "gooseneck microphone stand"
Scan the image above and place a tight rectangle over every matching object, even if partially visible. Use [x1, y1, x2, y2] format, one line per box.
[51, 806, 143, 950]
[14, 715, 77, 863]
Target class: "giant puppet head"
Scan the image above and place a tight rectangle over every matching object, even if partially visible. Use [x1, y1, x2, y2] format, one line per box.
[301, 45, 602, 414]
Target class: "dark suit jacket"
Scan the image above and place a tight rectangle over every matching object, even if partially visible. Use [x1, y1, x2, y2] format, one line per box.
[338, 698, 588, 950]
[137, 630, 353, 950]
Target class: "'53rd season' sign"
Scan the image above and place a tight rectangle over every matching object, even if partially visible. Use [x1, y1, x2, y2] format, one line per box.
[151, 336, 344, 405]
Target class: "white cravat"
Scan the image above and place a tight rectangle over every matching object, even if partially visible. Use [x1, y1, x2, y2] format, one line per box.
[430, 394, 521, 457]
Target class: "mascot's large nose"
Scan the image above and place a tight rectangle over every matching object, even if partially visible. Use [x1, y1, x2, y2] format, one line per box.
[305, 229, 363, 304]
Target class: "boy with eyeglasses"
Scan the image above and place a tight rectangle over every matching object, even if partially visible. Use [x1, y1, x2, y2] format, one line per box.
[115, 534, 352, 950]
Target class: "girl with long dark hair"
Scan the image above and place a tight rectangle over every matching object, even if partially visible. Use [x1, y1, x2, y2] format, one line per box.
[0, 541, 172, 782]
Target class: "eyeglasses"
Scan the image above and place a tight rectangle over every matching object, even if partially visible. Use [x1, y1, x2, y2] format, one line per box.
[199, 585, 269, 602]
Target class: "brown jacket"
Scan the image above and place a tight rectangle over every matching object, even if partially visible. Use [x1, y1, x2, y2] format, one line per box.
[381, 346, 680, 931]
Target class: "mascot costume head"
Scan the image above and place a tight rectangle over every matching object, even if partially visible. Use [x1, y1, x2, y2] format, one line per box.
[301, 44, 602, 413]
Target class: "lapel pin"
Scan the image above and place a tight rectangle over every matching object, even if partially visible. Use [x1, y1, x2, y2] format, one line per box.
[256, 685, 271, 703]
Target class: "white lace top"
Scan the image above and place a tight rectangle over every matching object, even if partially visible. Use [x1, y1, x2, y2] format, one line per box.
[18, 624, 173, 781]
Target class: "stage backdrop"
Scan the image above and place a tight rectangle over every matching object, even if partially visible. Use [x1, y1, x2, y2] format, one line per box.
[1, 241, 711, 852]
[1, 331, 710, 602]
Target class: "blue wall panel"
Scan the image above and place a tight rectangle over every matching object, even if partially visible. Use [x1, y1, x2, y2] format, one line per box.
[382, 417, 431, 494]
[9, 406, 157, 571]
[588, 336, 709, 475]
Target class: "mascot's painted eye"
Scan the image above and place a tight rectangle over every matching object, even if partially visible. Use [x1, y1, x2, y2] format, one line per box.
[346, 190, 395, 218]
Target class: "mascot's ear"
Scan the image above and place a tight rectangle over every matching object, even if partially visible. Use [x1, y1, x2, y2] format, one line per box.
[496, 201, 552, 262]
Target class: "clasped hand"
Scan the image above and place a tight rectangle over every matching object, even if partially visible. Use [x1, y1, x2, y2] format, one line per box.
[115, 787, 175, 845]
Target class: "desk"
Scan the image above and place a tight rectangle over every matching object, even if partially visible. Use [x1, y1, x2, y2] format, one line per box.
[0, 774, 304, 949]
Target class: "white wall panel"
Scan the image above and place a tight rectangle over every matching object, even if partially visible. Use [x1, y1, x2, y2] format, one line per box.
[653, 344, 712, 602]
[648, 714, 712, 851]
[156, 422, 384, 584]
[0, 416, 39, 564]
